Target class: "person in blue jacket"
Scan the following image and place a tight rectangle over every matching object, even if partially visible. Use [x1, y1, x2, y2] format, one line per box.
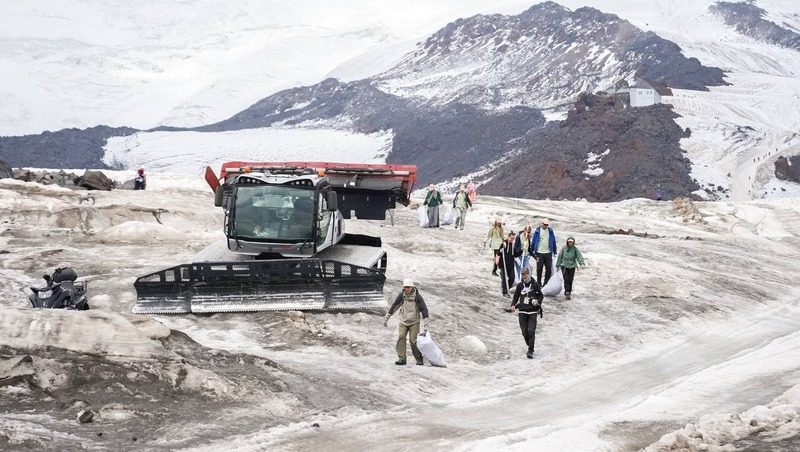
[531, 218, 557, 286]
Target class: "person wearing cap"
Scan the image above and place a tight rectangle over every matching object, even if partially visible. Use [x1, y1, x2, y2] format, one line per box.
[134, 168, 147, 190]
[423, 185, 443, 228]
[384, 279, 430, 365]
[509, 266, 544, 359]
[531, 219, 557, 286]
[452, 185, 472, 230]
[556, 236, 585, 300]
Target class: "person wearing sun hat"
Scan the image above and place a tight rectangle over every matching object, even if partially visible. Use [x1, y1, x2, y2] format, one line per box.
[531, 218, 557, 286]
[556, 236, 585, 300]
[384, 278, 430, 366]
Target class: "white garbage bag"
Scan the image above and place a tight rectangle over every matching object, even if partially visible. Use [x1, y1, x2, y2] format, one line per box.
[541, 259, 563, 296]
[416, 331, 447, 367]
[442, 205, 454, 225]
[418, 205, 429, 227]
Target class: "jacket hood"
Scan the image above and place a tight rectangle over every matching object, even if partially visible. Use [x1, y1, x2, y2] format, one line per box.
[566, 236, 576, 244]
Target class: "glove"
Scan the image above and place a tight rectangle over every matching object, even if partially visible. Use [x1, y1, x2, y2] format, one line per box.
[383, 314, 390, 327]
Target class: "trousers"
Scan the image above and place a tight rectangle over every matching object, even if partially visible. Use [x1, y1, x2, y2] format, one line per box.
[396, 321, 423, 361]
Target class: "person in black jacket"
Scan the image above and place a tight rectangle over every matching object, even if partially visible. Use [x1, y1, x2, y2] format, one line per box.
[509, 267, 544, 359]
[499, 231, 517, 298]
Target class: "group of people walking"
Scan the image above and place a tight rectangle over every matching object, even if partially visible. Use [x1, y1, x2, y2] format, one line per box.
[488, 218, 586, 357]
[487, 219, 585, 298]
[422, 182, 476, 229]
[395, 186, 589, 363]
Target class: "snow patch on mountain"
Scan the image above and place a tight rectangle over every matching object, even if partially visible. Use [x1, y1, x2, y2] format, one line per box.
[584, 148, 609, 177]
[102, 128, 392, 174]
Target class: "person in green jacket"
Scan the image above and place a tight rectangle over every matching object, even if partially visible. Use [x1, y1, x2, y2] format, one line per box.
[555, 236, 585, 300]
[452, 185, 472, 230]
[423, 185, 443, 228]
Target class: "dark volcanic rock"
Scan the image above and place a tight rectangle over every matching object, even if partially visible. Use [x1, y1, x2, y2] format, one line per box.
[774, 155, 800, 184]
[0, 158, 12, 179]
[481, 94, 699, 202]
[0, 125, 137, 170]
[194, 79, 545, 186]
[710, 2, 800, 51]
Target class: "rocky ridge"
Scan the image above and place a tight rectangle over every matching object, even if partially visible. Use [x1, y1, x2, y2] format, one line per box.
[480, 93, 699, 201]
[710, 1, 800, 51]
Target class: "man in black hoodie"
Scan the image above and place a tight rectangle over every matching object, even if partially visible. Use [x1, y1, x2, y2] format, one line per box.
[509, 267, 544, 359]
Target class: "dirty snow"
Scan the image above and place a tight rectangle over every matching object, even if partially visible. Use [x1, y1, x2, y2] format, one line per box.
[1, 173, 799, 450]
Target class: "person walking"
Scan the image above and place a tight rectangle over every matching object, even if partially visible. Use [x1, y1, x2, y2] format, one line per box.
[484, 220, 505, 276]
[384, 279, 430, 365]
[134, 168, 147, 190]
[467, 181, 477, 202]
[556, 236, 585, 300]
[513, 225, 534, 283]
[452, 185, 472, 230]
[532, 219, 557, 286]
[509, 267, 544, 359]
[423, 185, 443, 228]
[499, 231, 517, 297]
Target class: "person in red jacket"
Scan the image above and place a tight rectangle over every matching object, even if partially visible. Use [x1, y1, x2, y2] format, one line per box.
[134, 168, 147, 190]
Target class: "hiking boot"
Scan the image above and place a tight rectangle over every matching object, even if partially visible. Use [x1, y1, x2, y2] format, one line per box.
[503, 292, 510, 298]
[395, 359, 406, 365]
[416, 359, 424, 366]
[565, 293, 571, 300]
[492, 270, 498, 276]
[526, 350, 534, 359]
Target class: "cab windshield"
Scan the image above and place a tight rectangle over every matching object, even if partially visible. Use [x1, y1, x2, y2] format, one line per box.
[233, 185, 315, 242]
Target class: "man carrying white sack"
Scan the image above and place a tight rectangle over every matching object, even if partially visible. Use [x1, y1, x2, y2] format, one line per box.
[384, 279, 430, 366]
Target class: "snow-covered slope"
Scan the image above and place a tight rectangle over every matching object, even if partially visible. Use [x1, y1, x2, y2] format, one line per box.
[102, 128, 392, 174]
[2, 175, 800, 450]
[0, 0, 535, 136]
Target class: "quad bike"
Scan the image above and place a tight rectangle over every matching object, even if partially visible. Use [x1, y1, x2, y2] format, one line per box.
[28, 267, 89, 310]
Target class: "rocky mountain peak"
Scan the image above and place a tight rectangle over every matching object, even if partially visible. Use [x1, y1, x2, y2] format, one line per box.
[376, 2, 727, 109]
